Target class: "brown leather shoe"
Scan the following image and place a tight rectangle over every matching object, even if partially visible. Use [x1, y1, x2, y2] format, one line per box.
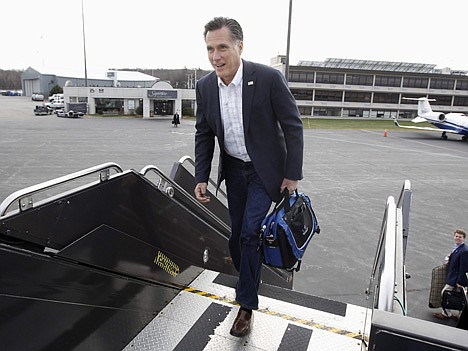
[230, 309, 253, 337]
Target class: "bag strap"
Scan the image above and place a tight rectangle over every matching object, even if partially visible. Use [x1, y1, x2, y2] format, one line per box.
[282, 188, 290, 212]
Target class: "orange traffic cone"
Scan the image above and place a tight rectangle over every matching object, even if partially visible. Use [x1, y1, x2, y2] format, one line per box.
[383, 129, 388, 137]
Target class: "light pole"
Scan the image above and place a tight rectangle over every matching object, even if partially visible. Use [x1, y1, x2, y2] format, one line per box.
[81, 0, 88, 87]
[285, 0, 293, 82]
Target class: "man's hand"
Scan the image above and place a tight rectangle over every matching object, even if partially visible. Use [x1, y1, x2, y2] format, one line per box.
[195, 182, 211, 203]
[280, 178, 298, 195]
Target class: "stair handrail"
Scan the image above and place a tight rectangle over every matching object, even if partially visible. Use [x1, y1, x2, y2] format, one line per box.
[0, 162, 123, 217]
[140, 164, 231, 234]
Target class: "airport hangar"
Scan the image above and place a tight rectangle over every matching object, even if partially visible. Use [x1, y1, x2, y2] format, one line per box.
[21, 55, 468, 119]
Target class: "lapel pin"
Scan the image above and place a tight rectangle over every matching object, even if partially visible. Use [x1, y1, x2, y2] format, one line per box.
[248, 81, 254, 86]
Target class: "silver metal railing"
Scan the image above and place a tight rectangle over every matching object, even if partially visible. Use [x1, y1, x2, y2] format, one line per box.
[367, 180, 412, 315]
[176, 155, 228, 201]
[140, 164, 231, 234]
[0, 162, 123, 217]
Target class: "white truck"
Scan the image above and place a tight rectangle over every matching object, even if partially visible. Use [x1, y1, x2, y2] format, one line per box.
[48, 93, 64, 102]
[44, 94, 65, 109]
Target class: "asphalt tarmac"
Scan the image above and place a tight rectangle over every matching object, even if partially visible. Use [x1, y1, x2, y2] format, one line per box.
[1, 96, 467, 326]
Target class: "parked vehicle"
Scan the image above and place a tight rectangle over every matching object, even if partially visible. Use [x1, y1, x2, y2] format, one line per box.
[48, 93, 64, 102]
[49, 99, 65, 109]
[34, 105, 52, 116]
[44, 99, 63, 109]
[31, 93, 44, 101]
[56, 109, 84, 118]
[2, 90, 21, 96]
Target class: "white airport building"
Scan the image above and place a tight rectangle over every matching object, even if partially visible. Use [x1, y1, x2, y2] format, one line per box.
[271, 56, 468, 119]
[64, 82, 195, 119]
[21, 67, 195, 119]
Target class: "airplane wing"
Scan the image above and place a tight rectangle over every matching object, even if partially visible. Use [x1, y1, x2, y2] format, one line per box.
[411, 117, 428, 123]
[393, 119, 460, 134]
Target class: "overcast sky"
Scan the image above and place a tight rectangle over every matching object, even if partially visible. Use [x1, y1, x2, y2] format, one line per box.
[2, 0, 468, 75]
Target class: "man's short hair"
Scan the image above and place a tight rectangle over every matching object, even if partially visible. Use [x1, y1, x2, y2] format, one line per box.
[455, 229, 466, 238]
[203, 17, 243, 42]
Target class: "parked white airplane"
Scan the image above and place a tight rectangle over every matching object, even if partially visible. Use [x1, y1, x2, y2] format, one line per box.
[394, 97, 468, 140]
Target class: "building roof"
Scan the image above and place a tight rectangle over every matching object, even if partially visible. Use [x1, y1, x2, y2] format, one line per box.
[26, 66, 157, 81]
[107, 70, 158, 82]
[296, 58, 468, 75]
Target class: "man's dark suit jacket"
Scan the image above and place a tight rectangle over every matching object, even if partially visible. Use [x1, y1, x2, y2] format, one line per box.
[194, 59, 304, 202]
[446, 242, 468, 287]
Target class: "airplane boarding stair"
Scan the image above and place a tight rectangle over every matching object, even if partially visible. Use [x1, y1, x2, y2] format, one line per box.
[0, 158, 466, 350]
[0, 158, 293, 350]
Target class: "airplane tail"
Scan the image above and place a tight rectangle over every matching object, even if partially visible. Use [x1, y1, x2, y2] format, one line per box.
[401, 97, 435, 117]
[418, 98, 433, 116]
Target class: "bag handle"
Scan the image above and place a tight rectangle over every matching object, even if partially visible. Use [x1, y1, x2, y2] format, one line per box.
[281, 188, 299, 213]
[268, 188, 300, 215]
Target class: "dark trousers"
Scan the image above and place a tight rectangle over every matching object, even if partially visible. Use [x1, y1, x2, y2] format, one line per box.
[223, 154, 272, 310]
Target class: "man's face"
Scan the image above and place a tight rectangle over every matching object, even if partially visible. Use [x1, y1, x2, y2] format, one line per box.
[205, 26, 243, 86]
[454, 232, 465, 245]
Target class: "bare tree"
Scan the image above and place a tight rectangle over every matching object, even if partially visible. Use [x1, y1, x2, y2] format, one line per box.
[0, 69, 23, 90]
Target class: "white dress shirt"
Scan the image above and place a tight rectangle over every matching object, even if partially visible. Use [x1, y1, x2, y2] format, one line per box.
[218, 62, 251, 162]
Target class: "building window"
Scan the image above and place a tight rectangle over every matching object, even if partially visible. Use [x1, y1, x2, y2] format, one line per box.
[95, 98, 124, 114]
[315, 72, 344, 84]
[374, 75, 401, 87]
[345, 74, 373, 86]
[314, 90, 343, 101]
[290, 89, 313, 100]
[403, 77, 429, 88]
[290, 71, 314, 83]
[344, 91, 371, 103]
[430, 78, 455, 90]
[454, 96, 468, 107]
[342, 109, 370, 117]
[298, 106, 312, 116]
[373, 92, 400, 104]
[428, 95, 452, 106]
[456, 80, 468, 91]
[399, 110, 417, 119]
[370, 110, 397, 118]
[313, 108, 341, 117]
